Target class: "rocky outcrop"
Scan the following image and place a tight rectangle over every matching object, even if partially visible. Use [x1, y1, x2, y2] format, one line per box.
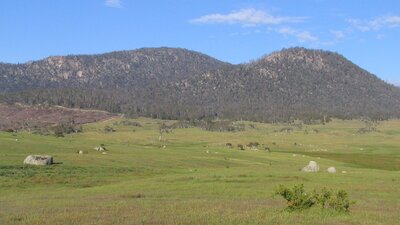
[301, 161, 319, 172]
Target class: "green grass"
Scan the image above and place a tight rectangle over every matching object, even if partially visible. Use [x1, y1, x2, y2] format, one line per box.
[0, 118, 399, 224]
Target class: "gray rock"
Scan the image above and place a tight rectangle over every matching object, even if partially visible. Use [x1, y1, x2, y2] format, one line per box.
[301, 161, 319, 172]
[327, 167, 337, 173]
[23, 155, 53, 165]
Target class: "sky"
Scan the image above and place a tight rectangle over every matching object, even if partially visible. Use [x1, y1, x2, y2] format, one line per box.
[0, 0, 399, 85]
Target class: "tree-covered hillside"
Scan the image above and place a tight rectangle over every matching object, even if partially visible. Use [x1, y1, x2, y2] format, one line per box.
[1, 47, 399, 122]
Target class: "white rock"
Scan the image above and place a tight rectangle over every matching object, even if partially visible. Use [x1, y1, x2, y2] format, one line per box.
[94, 146, 106, 151]
[301, 161, 319, 172]
[327, 167, 336, 173]
[23, 155, 53, 166]
[78, 150, 84, 154]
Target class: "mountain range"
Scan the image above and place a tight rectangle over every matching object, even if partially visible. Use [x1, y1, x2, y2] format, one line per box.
[1, 47, 399, 122]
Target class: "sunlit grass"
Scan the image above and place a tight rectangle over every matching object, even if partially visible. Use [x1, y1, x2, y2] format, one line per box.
[0, 118, 399, 224]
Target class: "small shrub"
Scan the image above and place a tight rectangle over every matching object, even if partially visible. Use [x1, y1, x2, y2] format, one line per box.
[275, 184, 354, 213]
[32, 127, 51, 136]
[274, 184, 316, 211]
[226, 143, 233, 148]
[248, 142, 260, 148]
[52, 123, 83, 137]
[115, 120, 142, 127]
[237, 144, 245, 150]
[121, 193, 145, 199]
[249, 124, 257, 129]
[280, 127, 293, 133]
[317, 189, 353, 213]
[104, 126, 116, 133]
[4, 128, 15, 133]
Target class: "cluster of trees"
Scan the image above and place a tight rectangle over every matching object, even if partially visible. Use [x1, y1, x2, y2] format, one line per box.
[169, 120, 245, 132]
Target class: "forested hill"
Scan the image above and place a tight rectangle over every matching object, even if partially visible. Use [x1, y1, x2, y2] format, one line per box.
[0, 48, 231, 92]
[1, 47, 400, 122]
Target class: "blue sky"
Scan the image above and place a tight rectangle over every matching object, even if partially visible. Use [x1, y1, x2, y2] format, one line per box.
[0, 0, 399, 85]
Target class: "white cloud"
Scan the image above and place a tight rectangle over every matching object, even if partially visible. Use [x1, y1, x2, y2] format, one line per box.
[389, 80, 400, 87]
[349, 16, 400, 32]
[296, 31, 318, 42]
[331, 30, 345, 39]
[348, 19, 371, 32]
[278, 27, 296, 35]
[278, 27, 318, 43]
[190, 8, 306, 26]
[105, 0, 122, 8]
[376, 34, 386, 40]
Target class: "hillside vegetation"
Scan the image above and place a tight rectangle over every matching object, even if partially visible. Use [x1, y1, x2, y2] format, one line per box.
[1, 47, 400, 122]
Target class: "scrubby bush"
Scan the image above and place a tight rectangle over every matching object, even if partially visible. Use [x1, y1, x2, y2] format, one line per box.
[275, 184, 316, 211]
[357, 118, 379, 134]
[31, 127, 51, 136]
[104, 126, 116, 133]
[249, 124, 257, 129]
[247, 142, 260, 148]
[114, 120, 142, 127]
[274, 184, 354, 212]
[4, 128, 15, 133]
[53, 123, 83, 137]
[316, 188, 353, 213]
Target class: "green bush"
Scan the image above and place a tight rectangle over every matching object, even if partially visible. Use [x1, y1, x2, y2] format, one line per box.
[275, 184, 316, 211]
[275, 184, 354, 212]
[316, 188, 353, 213]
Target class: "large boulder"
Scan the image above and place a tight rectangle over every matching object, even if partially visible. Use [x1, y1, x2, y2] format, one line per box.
[327, 167, 337, 173]
[301, 161, 319, 172]
[23, 155, 53, 165]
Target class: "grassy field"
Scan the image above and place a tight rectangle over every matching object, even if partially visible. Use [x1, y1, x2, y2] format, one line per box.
[0, 118, 399, 224]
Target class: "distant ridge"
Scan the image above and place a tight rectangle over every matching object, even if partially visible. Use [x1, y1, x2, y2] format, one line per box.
[1, 47, 400, 122]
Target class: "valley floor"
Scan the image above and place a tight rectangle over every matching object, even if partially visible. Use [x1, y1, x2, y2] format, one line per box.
[0, 118, 399, 224]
